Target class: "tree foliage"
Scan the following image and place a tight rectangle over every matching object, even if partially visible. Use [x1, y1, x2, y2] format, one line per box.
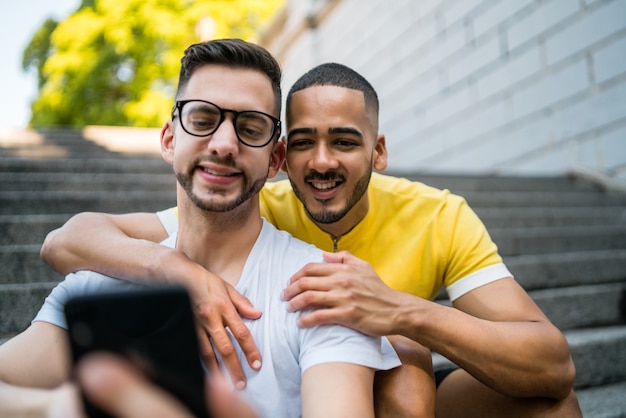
[22, 0, 284, 127]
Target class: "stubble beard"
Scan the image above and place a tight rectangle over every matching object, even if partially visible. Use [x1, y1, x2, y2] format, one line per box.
[176, 165, 267, 213]
[291, 164, 372, 225]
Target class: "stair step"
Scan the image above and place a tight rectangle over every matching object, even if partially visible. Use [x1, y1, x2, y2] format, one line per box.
[491, 225, 626, 256]
[0, 214, 71, 245]
[0, 190, 176, 215]
[506, 249, 626, 290]
[577, 380, 626, 418]
[0, 157, 172, 174]
[565, 326, 626, 388]
[0, 172, 175, 192]
[396, 173, 602, 193]
[462, 190, 626, 208]
[0, 282, 58, 338]
[0, 245, 63, 284]
[531, 283, 626, 330]
[476, 206, 626, 228]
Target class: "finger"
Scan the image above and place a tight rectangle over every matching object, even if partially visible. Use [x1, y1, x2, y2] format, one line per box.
[206, 323, 247, 390]
[78, 353, 195, 418]
[223, 309, 262, 371]
[196, 322, 219, 370]
[323, 250, 366, 267]
[227, 285, 262, 320]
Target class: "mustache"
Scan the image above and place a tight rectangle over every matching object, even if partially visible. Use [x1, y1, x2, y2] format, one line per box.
[304, 171, 345, 182]
[194, 156, 238, 168]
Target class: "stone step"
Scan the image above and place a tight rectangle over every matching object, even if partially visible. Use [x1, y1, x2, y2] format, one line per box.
[461, 190, 626, 208]
[0, 190, 176, 215]
[396, 172, 602, 193]
[565, 326, 626, 388]
[531, 283, 626, 331]
[577, 380, 626, 418]
[0, 282, 58, 339]
[505, 249, 626, 291]
[0, 214, 71, 245]
[0, 157, 171, 174]
[0, 244, 64, 284]
[490, 225, 626, 256]
[476, 206, 626, 228]
[0, 172, 175, 192]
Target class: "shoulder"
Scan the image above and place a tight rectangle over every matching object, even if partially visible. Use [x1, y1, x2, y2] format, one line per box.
[259, 220, 323, 260]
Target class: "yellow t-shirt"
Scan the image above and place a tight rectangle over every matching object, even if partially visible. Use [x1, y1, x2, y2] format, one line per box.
[157, 173, 510, 301]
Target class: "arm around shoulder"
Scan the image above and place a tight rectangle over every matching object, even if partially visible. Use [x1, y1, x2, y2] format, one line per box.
[40, 211, 171, 277]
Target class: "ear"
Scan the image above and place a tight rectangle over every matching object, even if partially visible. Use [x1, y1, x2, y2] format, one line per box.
[160, 121, 175, 164]
[268, 139, 286, 179]
[373, 134, 388, 171]
[278, 136, 289, 173]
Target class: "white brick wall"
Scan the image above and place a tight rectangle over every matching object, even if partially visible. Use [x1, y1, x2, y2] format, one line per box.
[263, 0, 626, 183]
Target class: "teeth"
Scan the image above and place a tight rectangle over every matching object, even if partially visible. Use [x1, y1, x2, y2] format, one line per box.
[312, 181, 337, 190]
[203, 168, 234, 176]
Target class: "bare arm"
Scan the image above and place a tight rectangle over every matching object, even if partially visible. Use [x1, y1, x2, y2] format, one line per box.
[301, 363, 375, 418]
[40, 212, 170, 277]
[40, 211, 263, 388]
[0, 322, 83, 417]
[283, 252, 575, 400]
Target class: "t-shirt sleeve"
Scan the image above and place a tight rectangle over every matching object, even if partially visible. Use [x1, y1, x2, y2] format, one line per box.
[32, 272, 144, 329]
[298, 321, 401, 375]
[440, 196, 513, 301]
[156, 207, 179, 235]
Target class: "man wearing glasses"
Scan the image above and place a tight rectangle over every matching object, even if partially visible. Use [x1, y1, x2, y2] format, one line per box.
[0, 39, 401, 418]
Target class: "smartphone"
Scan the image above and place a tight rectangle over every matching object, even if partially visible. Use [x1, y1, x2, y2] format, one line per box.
[64, 286, 210, 418]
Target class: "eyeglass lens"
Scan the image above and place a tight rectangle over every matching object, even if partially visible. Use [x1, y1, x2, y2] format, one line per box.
[180, 101, 275, 146]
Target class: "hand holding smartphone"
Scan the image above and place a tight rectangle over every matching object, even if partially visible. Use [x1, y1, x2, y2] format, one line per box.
[64, 286, 211, 418]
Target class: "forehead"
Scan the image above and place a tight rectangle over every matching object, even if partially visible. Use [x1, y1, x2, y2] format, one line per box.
[180, 64, 276, 115]
[287, 85, 373, 134]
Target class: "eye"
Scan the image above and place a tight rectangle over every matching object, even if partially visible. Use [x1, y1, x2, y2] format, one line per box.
[287, 138, 314, 150]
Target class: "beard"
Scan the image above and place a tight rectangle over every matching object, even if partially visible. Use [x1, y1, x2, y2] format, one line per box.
[291, 164, 372, 225]
[176, 156, 267, 213]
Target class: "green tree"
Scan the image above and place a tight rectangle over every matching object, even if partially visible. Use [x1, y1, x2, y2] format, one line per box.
[22, 0, 284, 128]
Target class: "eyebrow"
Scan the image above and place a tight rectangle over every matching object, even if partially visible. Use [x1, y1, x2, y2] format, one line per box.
[287, 127, 363, 139]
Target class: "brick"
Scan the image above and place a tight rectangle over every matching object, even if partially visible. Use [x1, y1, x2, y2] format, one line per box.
[447, 36, 500, 85]
[473, 0, 534, 39]
[507, 0, 580, 51]
[593, 34, 626, 83]
[511, 59, 589, 119]
[603, 123, 626, 171]
[477, 46, 542, 99]
[546, 0, 626, 65]
[550, 80, 626, 138]
[440, 0, 484, 29]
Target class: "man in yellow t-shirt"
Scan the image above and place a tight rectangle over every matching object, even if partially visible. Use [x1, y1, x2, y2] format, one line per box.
[41, 63, 582, 417]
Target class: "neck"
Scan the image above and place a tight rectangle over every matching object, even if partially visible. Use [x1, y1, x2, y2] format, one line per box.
[176, 196, 263, 286]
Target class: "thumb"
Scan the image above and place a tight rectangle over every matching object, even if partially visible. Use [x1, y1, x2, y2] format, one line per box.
[322, 250, 354, 264]
[227, 285, 262, 320]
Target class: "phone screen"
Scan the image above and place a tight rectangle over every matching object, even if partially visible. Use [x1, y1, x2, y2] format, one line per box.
[64, 286, 210, 418]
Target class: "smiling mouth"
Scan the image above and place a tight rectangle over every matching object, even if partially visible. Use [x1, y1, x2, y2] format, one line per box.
[310, 181, 339, 190]
[199, 167, 238, 176]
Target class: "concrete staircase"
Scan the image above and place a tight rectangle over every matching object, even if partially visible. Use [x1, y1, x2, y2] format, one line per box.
[1, 129, 626, 417]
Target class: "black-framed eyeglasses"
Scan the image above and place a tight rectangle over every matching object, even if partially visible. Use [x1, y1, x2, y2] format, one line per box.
[172, 99, 281, 148]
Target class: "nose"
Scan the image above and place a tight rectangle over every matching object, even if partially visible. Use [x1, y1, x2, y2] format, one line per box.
[207, 115, 240, 157]
[309, 143, 339, 172]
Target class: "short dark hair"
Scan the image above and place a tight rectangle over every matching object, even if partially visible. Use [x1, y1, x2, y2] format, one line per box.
[286, 63, 379, 127]
[176, 38, 282, 115]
